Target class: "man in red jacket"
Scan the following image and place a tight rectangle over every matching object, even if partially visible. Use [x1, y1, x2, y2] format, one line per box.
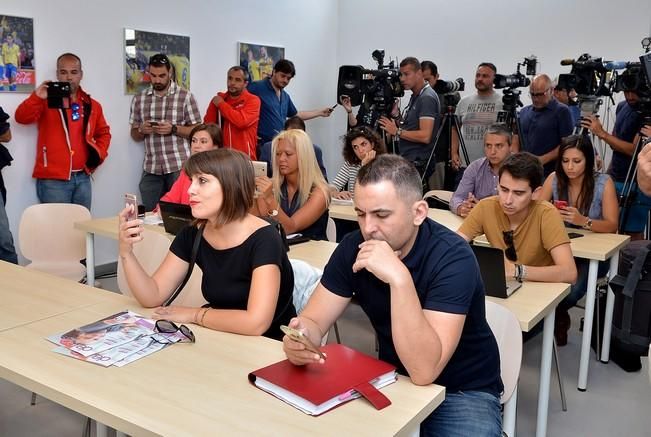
[203, 66, 260, 159]
[15, 53, 111, 210]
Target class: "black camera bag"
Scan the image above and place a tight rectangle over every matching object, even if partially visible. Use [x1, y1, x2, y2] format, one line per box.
[608, 240, 651, 356]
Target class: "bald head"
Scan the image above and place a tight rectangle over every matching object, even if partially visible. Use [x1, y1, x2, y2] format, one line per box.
[530, 74, 553, 108]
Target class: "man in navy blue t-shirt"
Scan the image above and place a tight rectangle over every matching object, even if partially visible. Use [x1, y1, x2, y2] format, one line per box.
[283, 154, 503, 436]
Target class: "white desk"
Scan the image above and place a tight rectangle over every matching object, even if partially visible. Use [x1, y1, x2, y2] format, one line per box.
[0, 263, 445, 436]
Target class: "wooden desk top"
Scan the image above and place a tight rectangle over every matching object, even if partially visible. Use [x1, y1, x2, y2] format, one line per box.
[330, 204, 630, 261]
[0, 289, 444, 436]
[488, 282, 570, 332]
[0, 262, 120, 332]
[75, 216, 168, 240]
[289, 240, 337, 270]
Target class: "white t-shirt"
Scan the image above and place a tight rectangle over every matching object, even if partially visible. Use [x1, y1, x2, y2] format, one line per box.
[455, 92, 503, 165]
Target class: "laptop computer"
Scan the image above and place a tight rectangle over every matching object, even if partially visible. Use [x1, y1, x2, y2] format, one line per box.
[471, 245, 522, 298]
[158, 201, 194, 235]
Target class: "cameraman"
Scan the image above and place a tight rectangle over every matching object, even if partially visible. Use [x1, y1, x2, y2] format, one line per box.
[378, 57, 440, 187]
[421, 60, 461, 190]
[581, 87, 649, 238]
[451, 63, 503, 170]
[517, 74, 574, 176]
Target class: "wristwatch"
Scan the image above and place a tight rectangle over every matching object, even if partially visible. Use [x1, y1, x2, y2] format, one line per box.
[268, 209, 278, 217]
[171, 124, 178, 135]
[582, 218, 593, 231]
[396, 127, 403, 137]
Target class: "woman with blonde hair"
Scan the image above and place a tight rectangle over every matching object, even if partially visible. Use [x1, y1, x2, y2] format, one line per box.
[255, 129, 330, 240]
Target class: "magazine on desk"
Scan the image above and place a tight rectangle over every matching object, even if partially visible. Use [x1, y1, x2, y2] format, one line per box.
[46, 310, 184, 367]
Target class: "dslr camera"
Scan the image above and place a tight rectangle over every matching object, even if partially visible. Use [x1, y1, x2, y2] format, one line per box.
[47, 81, 71, 109]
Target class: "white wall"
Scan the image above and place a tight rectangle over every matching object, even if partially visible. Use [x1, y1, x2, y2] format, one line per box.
[1, 0, 339, 265]
[2, 0, 651, 266]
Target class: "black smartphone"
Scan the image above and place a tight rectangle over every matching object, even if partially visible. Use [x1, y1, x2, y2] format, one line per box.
[47, 81, 71, 109]
[568, 232, 584, 239]
[330, 103, 338, 110]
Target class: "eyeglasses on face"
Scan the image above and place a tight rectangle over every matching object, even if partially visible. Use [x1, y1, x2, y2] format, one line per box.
[529, 89, 550, 98]
[154, 319, 195, 343]
[71, 103, 81, 121]
[502, 230, 518, 262]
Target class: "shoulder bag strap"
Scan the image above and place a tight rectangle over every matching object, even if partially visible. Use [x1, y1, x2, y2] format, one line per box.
[163, 224, 204, 307]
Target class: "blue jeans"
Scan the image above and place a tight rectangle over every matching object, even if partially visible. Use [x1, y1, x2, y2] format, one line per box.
[139, 171, 180, 211]
[560, 257, 610, 311]
[421, 390, 502, 437]
[36, 172, 91, 210]
[0, 197, 17, 264]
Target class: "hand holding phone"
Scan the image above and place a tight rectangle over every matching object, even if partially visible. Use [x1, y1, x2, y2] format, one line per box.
[281, 325, 327, 360]
[149, 121, 159, 126]
[124, 193, 138, 221]
[553, 200, 568, 210]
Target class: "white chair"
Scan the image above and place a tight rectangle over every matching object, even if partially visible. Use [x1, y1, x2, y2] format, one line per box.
[326, 217, 337, 243]
[423, 189, 453, 206]
[485, 300, 523, 437]
[117, 228, 207, 307]
[18, 203, 91, 281]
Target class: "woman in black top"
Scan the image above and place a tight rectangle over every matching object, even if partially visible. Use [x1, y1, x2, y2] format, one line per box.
[119, 149, 295, 340]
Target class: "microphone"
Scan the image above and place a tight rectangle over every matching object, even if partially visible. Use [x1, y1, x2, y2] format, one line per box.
[603, 61, 628, 70]
[560, 59, 575, 66]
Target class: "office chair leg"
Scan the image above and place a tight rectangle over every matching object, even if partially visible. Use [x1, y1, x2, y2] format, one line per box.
[333, 322, 341, 344]
[553, 339, 568, 412]
[30, 392, 37, 406]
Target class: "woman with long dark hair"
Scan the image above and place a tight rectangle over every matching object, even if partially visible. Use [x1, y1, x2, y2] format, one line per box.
[540, 134, 618, 345]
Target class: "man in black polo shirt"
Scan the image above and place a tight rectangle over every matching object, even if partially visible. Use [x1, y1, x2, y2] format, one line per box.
[378, 57, 440, 189]
[283, 154, 502, 436]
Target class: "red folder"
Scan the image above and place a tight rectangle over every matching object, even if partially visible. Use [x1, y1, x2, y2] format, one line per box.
[249, 344, 396, 416]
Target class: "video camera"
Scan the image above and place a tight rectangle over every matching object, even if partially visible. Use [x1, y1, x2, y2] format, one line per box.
[614, 51, 651, 117]
[337, 49, 404, 127]
[493, 56, 537, 90]
[433, 77, 464, 94]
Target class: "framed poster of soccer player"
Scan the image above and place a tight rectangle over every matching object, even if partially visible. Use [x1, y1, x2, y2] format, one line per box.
[124, 28, 190, 95]
[238, 42, 285, 81]
[0, 14, 35, 93]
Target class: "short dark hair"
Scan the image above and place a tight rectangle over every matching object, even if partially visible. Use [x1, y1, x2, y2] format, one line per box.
[399, 57, 421, 71]
[342, 126, 386, 165]
[284, 116, 305, 131]
[149, 53, 171, 70]
[484, 123, 512, 145]
[273, 59, 296, 77]
[57, 53, 82, 69]
[357, 154, 422, 203]
[228, 65, 249, 81]
[420, 60, 438, 75]
[478, 62, 497, 74]
[498, 152, 544, 191]
[184, 149, 254, 227]
[189, 123, 223, 148]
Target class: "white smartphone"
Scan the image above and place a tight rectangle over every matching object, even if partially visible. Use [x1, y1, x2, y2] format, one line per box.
[280, 325, 326, 360]
[124, 193, 138, 221]
[252, 160, 268, 178]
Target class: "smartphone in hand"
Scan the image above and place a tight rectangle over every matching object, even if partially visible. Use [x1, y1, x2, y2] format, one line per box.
[124, 193, 138, 221]
[553, 200, 568, 209]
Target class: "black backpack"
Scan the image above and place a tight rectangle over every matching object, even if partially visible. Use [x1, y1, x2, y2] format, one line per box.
[608, 240, 651, 356]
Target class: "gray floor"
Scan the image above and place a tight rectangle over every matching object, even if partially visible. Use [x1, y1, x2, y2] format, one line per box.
[1, 277, 650, 437]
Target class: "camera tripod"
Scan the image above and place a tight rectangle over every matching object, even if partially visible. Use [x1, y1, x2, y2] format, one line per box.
[496, 88, 525, 150]
[618, 117, 651, 234]
[420, 102, 469, 190]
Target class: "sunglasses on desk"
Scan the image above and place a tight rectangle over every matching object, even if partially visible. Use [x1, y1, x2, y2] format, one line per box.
[502, 230, 518, 262]
[151, 320, 195, 344]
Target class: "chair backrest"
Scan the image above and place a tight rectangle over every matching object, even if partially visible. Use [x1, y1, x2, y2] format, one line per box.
[423, 190, 453, 203]
[484, 300, 522, 404]
[326, 217, 337, 243]
[117, 228, 207, 307]
[19, 203, 91, 264]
